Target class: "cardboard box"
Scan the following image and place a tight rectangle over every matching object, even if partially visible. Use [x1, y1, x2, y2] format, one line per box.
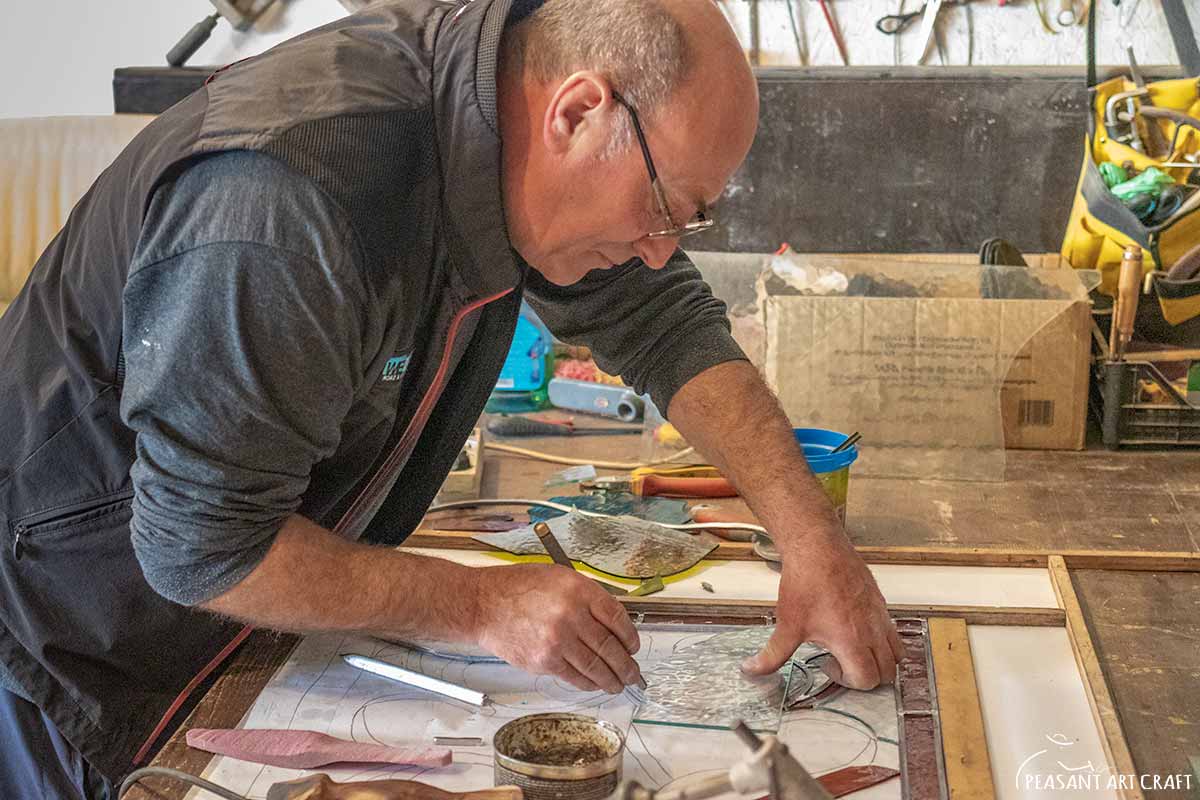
[756, 256, 1092, 477]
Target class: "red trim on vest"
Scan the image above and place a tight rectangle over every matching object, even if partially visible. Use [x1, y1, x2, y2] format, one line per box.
[334, 287, 514, 535]
[130, 288, 512, 768]
[204, 58, 251, 86]
[131, 624, 254, 766]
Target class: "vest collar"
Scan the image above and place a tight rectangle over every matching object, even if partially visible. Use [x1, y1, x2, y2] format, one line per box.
[433, 0, 526, 301]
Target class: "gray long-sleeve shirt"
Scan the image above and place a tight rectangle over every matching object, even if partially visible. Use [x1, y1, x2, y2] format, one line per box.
[120, 150, 367, 607]
[117, 148, 745, 609]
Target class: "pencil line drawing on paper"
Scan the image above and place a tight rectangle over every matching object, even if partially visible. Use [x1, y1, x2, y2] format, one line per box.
[188, 626, 902, 799]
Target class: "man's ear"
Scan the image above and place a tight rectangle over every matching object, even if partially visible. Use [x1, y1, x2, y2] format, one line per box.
[543, 71, 612, 157]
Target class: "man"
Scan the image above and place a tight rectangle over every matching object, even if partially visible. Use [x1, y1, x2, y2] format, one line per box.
[0, 0, 900, 796]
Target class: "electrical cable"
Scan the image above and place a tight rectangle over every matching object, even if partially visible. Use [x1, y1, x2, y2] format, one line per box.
[118, 766, 244, 800]
[424, 498, 768, 536]
[483, 442, 696, 470]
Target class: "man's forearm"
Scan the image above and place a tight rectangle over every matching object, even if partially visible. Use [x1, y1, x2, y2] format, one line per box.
[670, 361, 902, 686]
[666, 360, 841, 546]
[201, 513, 481, 643]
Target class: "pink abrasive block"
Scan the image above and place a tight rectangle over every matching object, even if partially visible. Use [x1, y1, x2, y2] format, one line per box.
[185, 728, 453, 769]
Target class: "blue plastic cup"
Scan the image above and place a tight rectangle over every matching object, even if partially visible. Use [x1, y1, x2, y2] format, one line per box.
[794, 428, 859, 523]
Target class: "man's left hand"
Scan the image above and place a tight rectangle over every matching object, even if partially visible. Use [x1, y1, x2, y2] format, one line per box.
[740, 526, 904, 690]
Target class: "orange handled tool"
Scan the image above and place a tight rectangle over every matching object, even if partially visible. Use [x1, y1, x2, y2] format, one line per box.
[637, 474, 738, 498]
[584, 465, 738, 498]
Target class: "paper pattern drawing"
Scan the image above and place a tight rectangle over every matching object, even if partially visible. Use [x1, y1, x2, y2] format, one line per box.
[186, 626, 901, 800]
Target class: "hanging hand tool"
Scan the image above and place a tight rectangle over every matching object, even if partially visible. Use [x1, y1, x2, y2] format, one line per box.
[166, 14, 221, 67]
[165, 0, 281, 67]
[1126, 46, 1170, 158]
[914, 0, 944, 64]
[1139, 105, 1200, 158]
[750, 0, 761, 65]
[815, 0, 851, 65]
[786, 0, 809, 64]
[486, 416, 640, 437]
[1103, 88, 1150, 151]
[1057, 0, 1077, 26]
[878, 0, 981, 64]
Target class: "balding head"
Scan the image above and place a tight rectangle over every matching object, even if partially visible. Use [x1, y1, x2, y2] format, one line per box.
[503, 0, 755, 157]
[498, 0, 758, 284]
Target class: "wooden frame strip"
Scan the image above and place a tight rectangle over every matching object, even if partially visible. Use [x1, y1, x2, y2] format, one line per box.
[1048, 556, 1144, 800]
[408, 530, 1200, 572]
[928, 617, 997, 800]
[615, 595, 1064, 627]
[855, 546, 1200, 572]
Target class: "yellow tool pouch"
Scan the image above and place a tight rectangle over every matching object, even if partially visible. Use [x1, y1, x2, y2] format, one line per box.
[1060, 2, 1200, 328]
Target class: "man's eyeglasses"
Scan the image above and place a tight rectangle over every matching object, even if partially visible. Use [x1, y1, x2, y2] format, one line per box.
[611, 91, 716, 240]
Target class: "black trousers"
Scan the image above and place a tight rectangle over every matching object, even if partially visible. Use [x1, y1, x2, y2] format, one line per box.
[0, 689, 111, 800]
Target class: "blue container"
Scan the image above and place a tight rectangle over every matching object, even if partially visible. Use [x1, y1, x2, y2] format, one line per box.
[487, 302, 553, 413]
[793, 428, 858, 523]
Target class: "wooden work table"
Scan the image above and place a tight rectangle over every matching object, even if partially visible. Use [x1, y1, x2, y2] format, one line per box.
[126, 434, 1200, 800]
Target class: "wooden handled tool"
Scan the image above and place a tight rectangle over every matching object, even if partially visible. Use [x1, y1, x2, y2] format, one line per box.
[1110, 245, 1144, 361]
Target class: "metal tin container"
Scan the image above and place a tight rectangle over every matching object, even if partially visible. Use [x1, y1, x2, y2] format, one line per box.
[493, 713, 625, 800]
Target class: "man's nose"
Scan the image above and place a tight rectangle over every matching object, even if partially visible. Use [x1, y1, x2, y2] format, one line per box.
[634, 235, 679, 269]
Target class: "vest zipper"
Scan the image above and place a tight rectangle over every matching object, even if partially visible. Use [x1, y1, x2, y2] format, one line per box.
[12, 525, 25, 560]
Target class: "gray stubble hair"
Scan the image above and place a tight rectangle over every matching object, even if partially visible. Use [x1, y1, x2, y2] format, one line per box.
[502, 0, 691, 159]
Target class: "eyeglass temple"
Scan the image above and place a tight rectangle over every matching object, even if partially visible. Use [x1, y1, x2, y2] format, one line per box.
[612, 91, 678, 229]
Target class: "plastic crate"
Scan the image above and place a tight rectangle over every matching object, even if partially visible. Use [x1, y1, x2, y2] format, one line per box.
[1090, 318, 1200, 448]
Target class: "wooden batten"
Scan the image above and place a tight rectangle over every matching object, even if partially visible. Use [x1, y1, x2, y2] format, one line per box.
[409, 531, 1200, 573]
[614, 595, 1064, 627]
[928, 618, 996, 800]
[1048, 556, 1145, 800]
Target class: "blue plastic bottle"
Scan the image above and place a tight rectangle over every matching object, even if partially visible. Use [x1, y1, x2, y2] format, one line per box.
[485, 301, 553, 413]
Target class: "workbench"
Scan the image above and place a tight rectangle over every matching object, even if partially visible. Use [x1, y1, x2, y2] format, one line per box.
[127, 435, 1200, 800]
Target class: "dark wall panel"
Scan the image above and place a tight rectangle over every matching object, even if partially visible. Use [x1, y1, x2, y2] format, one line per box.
[115, 65, 1182, 254]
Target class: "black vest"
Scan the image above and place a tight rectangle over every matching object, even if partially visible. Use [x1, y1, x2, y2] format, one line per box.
[0, 0, 522, 780]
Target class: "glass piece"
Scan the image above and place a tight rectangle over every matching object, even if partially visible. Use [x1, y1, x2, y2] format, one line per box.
[529, 494, 691, 526]
[473, 512, 718, 579]
[544, 464, 597, 487]
[632, 627, 794, 732]
[807, 684, 901, 747]
[785, 646, 836, 708]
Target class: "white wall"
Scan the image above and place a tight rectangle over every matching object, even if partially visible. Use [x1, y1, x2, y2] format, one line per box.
[722, 0, 1180, 68]
[0, 0, 348, 119]
[0, 0, 1186, 120]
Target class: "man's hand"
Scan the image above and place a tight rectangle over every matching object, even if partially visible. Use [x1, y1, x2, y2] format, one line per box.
[741, 530, 903, 689]
[665, 360, 906, 691]
[472, 563, 642, 694]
